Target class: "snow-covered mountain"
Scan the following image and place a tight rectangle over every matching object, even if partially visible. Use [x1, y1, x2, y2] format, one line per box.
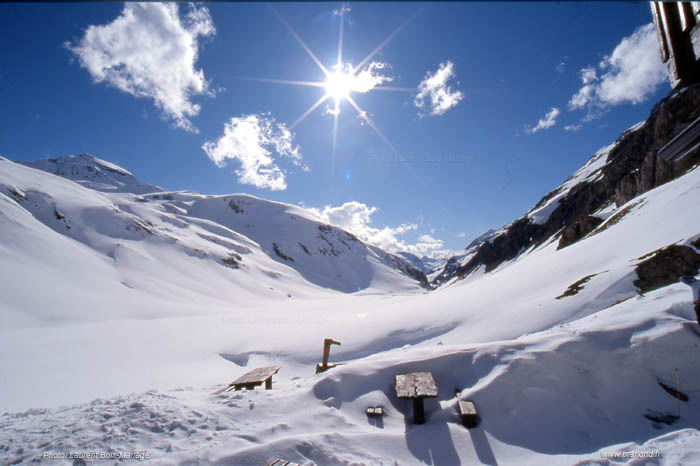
[396, 251, 443, 275]
[19, 153, 162, 194]
[1, 155, 429, 306]
[429, 228, 498, 286]
[2, 86, 700, 465]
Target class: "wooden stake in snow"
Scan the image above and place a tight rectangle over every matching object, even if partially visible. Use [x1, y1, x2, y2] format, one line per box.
[315, 338, 341, 374]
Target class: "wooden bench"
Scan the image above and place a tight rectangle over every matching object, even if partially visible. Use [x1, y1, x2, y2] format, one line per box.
[395, 372, 438, 424]
[213, 366, 281, 395]
[457, 399, 479, 428]
[266, 459, 300, 466]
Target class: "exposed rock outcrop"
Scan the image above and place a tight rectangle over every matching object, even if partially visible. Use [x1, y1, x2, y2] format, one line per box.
[558, 215, 604, 250]
[633, 245, 700, 294]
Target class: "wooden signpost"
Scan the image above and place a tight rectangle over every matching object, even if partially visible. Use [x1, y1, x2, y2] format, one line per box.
[315, 338, 341, 374]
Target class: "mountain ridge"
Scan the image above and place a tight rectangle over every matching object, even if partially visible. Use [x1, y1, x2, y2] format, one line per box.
[1, 155, 430, 296]
[430, 83, 700, 286]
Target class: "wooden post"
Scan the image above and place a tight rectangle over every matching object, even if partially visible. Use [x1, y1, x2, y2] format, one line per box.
[322, 338, 341, 366]
[413, 398, 426, 424]
[265, 378, 272, 390]
[317, 338, 341, 373]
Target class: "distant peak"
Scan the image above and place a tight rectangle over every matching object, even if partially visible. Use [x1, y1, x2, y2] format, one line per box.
[51, 153, 133, 176]
[18, 153, 162, 194]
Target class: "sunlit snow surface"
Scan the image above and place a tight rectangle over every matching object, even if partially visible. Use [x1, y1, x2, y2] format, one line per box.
[2, 151, 700, 465]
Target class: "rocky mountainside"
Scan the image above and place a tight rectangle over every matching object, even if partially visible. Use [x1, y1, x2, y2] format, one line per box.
[434, 84, 700, 286]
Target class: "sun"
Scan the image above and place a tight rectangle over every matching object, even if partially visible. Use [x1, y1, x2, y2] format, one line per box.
[323, 71, 354, 102]
[324, 68, 355, 102]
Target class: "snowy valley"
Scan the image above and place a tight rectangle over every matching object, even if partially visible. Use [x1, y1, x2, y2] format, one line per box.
[2, 88, 700, 465]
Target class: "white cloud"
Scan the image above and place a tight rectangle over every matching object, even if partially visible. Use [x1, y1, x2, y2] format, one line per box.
[352, 62, 393, 93]
[564, 124, 582, 132]
[308, 201, 450, 258]
[66, 3, 215, 132]
[568, 23, 667, 117]
[327, 62, 393, 97]
[414, 61, 464, 116]
[202, 114, 305, 191]
[527, 107, 560, 134]
[333, 5, 351, 17]
[568, 66, 598, 111]
[457, 232, 466, 238]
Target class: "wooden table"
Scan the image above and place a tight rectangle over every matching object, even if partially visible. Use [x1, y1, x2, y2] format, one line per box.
[395, 372, 438, 424]
[214, 366, 281, 394]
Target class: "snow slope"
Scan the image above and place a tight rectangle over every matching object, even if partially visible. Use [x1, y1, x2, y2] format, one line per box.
[2, 151, 700, 465]
[1, 155, 429, 307]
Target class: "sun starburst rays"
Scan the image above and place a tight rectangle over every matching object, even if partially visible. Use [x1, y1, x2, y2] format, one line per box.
[264, 6, 417, 173]
[291, 94, 330, 130]
[271, 7, 330, 77]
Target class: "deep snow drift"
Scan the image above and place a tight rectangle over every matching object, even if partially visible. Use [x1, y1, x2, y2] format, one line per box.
[1, 147, 700, 464]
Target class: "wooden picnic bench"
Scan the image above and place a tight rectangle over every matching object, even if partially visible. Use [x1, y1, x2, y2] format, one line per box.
[213, 366, 281, 394]
[457, 399, 479, 428]
[395, 372, 438, 424]
[266, 459, 300, 466]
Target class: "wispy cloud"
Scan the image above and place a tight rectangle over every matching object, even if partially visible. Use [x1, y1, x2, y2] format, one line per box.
[568, 23, 667, 119]
[66, 3, 215, 132]
[352, 62, 393, 93]
[555, 57, 567, 76]
[527, 107, 560, 134]
[564, 124, 582, 132]
[202, 114, 305, 191]
[333, 4, 351, 17]
[309, 201, 450, 258]
[414, 61, 464, 117]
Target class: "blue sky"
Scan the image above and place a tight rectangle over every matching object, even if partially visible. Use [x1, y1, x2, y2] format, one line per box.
[0, 2, 669, 258]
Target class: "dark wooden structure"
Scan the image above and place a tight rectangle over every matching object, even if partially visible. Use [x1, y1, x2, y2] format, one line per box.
[457, 399, 479, 428]
[652, 3, 700, 163]
[266, 459, 300, 466]
[315, 338, 341, 374]
[651, 2, 700, 88]
[213, 366, 281, 394]
[658, 114, 700, 162]
[395, 372, 438, 424]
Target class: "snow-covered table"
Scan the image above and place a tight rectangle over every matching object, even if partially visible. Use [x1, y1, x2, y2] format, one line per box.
[215, 366, 281, 394]
[395, 372, 438, 424]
